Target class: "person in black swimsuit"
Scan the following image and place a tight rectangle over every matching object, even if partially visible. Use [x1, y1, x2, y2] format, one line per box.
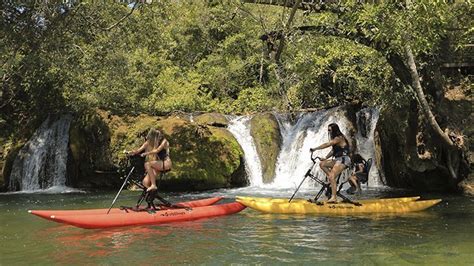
[310, 123, 351, 203]
[347, 154, 368, 194]
[128, 128, 172, 192]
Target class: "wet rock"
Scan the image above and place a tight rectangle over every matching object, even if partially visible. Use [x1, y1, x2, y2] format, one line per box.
[69, 110, 245, 191]
[459, 173, 474, 196]
[376, 102, 458, 191]
[1, 143, 23, 191]
[250, 113, 281, 184]
[193, 113, 228, 128]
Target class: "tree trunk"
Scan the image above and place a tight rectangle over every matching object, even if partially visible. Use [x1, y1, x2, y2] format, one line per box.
[272, 0, 302, 111]
[404, 45, 454, 148]
[259, 50, 265, 83]
[273, 0, 301, 63]
[404, 45, 462, 179]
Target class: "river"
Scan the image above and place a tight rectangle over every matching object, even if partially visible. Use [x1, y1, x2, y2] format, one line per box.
[0, 188, 473, 265]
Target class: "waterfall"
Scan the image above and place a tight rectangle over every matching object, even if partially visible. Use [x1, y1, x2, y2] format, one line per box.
[354, 107, 381, 186]
[8, 115, 73, 192]
[271, 108, 353, 189]
[227, 107, 382, 191]
[227, 116, 264, 186]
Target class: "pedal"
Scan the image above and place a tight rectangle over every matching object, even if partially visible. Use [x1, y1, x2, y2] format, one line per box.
[145, 190, 158, 204]
[146, 208, 156, 214]
[120, 206, 144, 212]
[119, 206, 130, 213]
[325, 189, 332, 198]
[307, 199, 324, 205]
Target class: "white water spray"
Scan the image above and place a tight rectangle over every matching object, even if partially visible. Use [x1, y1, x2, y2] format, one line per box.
[355, 107, 381, 186]
[227, 107, 382, 193]
[9, 115, 73, 192]
[227, 116, 264, 186]
[271, 108, 353, 189]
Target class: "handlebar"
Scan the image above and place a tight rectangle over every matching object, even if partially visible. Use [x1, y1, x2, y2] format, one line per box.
[124, 150, 144, 158]
[310, 151, 323, 163]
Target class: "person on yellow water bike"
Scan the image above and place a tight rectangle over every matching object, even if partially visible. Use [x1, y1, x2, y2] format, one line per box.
[310, 123, 351, 203]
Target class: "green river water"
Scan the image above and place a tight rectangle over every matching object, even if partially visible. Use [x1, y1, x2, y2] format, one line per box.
[0, 188, 473, 265]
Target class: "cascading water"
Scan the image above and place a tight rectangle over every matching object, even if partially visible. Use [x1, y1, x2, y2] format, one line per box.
[354, 107, 381, 186]
[271, 108, 353, 189]
[8, 115, 73, 192]
[226, 116, 264, 186]
[227, 107, 382, 192]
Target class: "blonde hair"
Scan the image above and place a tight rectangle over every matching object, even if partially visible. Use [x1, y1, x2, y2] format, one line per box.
[146, 128, 163, 150]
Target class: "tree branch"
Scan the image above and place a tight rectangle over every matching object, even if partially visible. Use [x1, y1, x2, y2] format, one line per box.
[404, 45, 455, 148]
[293, 25, 415, 86]
[241, 0, 347, 13]
[274, 0, 302, 63]
[235, 2, 269, 33]
[103, 1, 138, 31]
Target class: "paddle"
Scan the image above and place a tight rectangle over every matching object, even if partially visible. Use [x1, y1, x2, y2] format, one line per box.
[107, 166, 135, 214]
[289, 152, 322, 203]
[288, 175, 308, 203]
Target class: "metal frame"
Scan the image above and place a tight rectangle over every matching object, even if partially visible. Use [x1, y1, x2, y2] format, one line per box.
[289, 152, 361, 206]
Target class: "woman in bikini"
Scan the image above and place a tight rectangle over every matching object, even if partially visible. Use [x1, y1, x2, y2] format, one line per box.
[310, 123, 351, 203]
[347, 154, 367, 194]
[128, 128, 171, 192]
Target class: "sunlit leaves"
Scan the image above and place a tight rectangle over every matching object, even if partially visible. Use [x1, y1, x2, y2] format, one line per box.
[1, 0, 471, 135]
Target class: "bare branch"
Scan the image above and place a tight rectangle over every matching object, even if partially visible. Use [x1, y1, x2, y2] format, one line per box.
[241, 0, 347, 14]
[103, 1, 138, 31]
[274, 0, 302, 63]
[234, 3, 268, 32]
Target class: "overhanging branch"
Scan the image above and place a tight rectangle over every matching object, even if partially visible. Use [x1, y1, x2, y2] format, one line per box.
[263, 24, 414, 86]
[241, 0, 348, 14]
[274, 0, 302, 63]
[103, 1, 138, 31]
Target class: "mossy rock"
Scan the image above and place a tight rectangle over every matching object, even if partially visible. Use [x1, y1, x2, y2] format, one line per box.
[1, 141, 25, 191]
[459, 172, 474, 196]
[70, 110, 246, 191]
[69, 110, 118, 188]
[157, 120, 246, 190]
[194, 113, 228, 127]
[377, 104, 457, 191]
[250, 113, 281, 184]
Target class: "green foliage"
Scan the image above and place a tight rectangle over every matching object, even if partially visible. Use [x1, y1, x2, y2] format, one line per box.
[230, 86, 278, 113]
[277, 1, 471, 109]
[283, 36, 394, 108]
[1, 0, 471, 135]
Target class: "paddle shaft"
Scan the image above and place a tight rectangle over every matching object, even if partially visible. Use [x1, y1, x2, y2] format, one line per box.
[289, 152, 322, 203]
[289, 175, 308, 203]
[107, 166, 135, 214]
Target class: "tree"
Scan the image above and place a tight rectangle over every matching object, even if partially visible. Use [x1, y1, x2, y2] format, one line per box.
[242, 0, 471, 179]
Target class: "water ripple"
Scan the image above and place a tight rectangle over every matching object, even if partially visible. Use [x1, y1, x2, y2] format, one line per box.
[0, 189, 472, 264]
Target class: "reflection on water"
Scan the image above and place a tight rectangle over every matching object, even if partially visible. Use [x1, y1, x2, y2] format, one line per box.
[2, 186, 86, 195]
[0, 189, 473, 264]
